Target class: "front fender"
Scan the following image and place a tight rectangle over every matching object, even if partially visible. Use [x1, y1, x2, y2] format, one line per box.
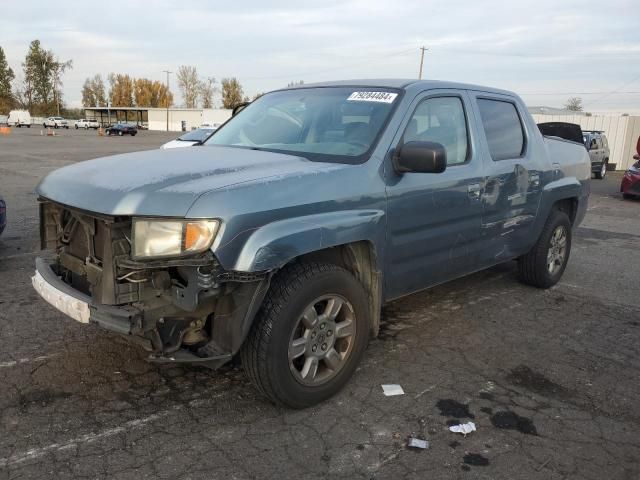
[217, 210, 385, 272]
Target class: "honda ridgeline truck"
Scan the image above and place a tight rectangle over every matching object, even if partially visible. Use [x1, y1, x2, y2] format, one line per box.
[32, 80, 590, 407]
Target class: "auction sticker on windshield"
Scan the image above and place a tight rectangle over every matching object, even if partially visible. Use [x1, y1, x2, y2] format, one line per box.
[347, 91, 398, 103]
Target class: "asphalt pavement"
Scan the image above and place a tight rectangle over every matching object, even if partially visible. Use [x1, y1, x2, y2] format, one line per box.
[1, 127, 639, 479]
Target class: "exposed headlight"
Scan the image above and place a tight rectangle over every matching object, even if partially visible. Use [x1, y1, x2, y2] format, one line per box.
[132, 219, 220, 259]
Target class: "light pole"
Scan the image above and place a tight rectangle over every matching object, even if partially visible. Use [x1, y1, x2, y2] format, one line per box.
[162, 70, 172, 131]
[418, 46, 428, 79]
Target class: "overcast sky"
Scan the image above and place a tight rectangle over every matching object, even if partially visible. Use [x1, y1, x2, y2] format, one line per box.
[2, 0, 639, 112]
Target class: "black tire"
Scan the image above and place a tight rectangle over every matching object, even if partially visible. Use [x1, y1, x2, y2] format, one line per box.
[118, 131, 123, 136]
[518, 209, 572, 288]
[131, 132, 136, 136]
[594, 161, 607, 179]
[241, 261, 370, 408]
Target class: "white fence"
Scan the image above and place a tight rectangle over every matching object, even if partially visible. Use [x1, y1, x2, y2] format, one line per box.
[531, 114, 639, 170]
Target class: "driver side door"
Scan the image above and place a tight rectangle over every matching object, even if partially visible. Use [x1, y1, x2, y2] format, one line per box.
[384, 91, 485, 300]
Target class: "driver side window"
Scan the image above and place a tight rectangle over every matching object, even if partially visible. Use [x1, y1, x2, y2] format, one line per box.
[403, 96, 469, 165]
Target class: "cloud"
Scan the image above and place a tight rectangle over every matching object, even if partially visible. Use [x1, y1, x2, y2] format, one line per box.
[1, 0, 639, 112]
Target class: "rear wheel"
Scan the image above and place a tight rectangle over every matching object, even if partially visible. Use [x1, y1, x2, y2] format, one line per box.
[118, 131, 123, 136]
[518, 209, 572, 288]
[595, 161, 607, 179]
[241, 261, 370, 408]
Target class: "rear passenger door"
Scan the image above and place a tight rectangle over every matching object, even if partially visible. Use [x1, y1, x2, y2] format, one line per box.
[384, 91, 485, 299]
[470, 94, 544, 265]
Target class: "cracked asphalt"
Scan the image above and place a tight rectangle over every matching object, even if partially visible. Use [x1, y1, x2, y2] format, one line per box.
[1, 128, 639, 479]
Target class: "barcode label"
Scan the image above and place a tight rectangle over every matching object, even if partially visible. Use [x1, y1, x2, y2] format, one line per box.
[347, 91, 398, 103]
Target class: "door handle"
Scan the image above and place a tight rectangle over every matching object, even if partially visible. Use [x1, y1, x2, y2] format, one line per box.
[468, 183, 481, 199]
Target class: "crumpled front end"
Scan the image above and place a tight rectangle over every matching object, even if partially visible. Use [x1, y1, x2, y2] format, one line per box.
[34, 199, 270, 368]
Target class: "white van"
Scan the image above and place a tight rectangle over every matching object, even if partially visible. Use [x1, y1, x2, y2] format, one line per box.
[8, 110, 32, 128]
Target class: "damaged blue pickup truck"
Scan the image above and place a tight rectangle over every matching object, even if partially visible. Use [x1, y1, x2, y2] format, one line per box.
[33, 80, 590, 407]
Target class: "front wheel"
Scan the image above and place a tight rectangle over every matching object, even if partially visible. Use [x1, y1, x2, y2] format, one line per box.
[518, 209, 572, 288]
[241, 261, 370, 408]
[75, 125, 78, 129]
[118, 131, 123, 136]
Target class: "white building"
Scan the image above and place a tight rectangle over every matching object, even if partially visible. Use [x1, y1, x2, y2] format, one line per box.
[530, 112, 640, 171]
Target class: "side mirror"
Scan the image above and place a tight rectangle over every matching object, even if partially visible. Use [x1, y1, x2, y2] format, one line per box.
[393, 141, 447, 174]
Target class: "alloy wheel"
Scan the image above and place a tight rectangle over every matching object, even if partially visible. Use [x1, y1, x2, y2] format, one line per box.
[288, 295, 356, 386]
[547, 226, 567, 275]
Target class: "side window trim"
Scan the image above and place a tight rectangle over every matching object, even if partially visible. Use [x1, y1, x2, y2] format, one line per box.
[475, 95, 528, 161]
[398, 93, 473, 167]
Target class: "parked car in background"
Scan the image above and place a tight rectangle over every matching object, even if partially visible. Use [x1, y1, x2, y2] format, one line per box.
[200, 122, 221, 129]
[43, 117, 69, 129]
[621, 138, 640, 199]
[160, 127, 216, 149]
[32, 80, 590, 408]
[0, 194, 6, 236]
[8, 110, 32, 128]
[106, 123, 137, 136]
[75, 119, 100, 129]
[583, 130, 610, 179]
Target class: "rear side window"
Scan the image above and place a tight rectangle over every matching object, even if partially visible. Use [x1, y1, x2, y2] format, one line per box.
[477, 99, 525, 161]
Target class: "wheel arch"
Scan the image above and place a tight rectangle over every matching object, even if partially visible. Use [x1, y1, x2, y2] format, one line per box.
[293, 241, 383, 338]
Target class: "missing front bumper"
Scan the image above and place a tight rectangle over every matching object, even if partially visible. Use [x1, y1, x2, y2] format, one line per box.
[33, 256, 138, 335]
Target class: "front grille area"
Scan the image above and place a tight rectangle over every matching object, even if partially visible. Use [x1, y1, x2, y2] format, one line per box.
[40, 200, 138, 305]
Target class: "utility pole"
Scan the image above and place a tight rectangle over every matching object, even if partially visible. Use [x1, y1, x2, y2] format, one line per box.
[418, 46, 428, 80]
[162, 70, 172, 131]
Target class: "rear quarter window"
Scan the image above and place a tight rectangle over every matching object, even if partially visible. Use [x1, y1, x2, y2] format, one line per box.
[477, 99, 525, 161]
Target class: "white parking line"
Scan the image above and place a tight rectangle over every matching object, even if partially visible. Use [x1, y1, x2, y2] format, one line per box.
[0, 353, 59, 369]
[0, 407, 180, 467]
[0, 391, 228, 468]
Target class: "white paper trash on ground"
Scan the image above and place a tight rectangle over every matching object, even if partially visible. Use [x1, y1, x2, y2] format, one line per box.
[407, 437, 429, 449]
[449, 422, 476, 436]
[381, 384, 405, 396]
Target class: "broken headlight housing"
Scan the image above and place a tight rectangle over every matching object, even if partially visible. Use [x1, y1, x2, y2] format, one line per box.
[131, 219, 220, 259]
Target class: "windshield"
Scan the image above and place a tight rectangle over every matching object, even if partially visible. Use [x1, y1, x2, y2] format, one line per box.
[179, 128, 214, 142]
[206, 87, 400, 163]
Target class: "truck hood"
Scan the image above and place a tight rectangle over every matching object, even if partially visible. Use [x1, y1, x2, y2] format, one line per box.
[37, 146, 340, 217]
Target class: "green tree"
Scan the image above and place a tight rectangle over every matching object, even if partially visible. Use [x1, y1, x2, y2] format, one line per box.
[221, 77, 244, 109]
[177, 65, 199, 108]
[0, 46, 15, 113]
[22, 40, 72, 115]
